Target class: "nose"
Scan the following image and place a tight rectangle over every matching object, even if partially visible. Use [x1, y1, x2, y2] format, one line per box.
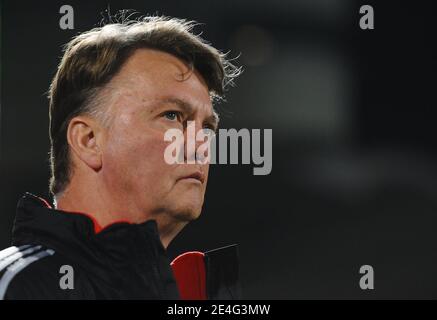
[183, 120, 211, 165]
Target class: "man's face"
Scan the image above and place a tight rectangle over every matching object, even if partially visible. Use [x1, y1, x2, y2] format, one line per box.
[99, 49, 216, 225]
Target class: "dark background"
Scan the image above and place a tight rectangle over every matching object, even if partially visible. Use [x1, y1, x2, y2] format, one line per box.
[1, 0, 437, 299]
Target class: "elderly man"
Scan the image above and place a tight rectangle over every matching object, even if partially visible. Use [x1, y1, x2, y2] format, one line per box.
[0, 15, 240, 299]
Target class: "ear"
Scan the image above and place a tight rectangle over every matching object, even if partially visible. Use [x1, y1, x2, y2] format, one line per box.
[66, 115, 104, 171]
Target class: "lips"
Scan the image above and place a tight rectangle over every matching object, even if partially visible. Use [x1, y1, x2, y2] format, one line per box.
[178, 171, 205, 184]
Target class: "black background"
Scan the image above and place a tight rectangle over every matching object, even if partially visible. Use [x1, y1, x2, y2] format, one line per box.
[1, 0, 437, 299]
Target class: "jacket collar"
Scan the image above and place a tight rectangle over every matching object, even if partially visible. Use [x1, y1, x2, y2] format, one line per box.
[12, 192, 162, 251]
[11, 192, 178, 297]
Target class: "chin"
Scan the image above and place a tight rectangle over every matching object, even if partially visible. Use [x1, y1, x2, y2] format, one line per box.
[169, 200, 203, 222]
[174, 207, 202, 221]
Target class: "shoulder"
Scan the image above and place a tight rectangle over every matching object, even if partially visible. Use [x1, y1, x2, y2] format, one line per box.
[0, 245, 58, 299]
[0, 244, 93, 299]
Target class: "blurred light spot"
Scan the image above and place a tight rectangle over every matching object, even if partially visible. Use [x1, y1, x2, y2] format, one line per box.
[230, 25, 274, 66]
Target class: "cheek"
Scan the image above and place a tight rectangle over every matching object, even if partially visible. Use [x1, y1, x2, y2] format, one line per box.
[103, 124, 174, 187]
[203, 164, 210, 184]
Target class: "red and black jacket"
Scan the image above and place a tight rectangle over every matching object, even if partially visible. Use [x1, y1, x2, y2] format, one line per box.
[0, 193, 241, 300]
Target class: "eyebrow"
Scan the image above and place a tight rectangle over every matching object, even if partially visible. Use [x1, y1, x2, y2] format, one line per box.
[159, 97, 220, 129]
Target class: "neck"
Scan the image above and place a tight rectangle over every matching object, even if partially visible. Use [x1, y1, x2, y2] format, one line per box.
[54, 176, 183, 248]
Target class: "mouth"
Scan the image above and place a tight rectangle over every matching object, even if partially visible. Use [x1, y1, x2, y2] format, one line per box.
[178, 171, 205, 184]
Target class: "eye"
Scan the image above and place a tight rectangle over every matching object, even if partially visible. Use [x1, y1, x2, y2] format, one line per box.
[203, 124, 217, 132]
[203, 120, 218, 132]
[163, 111, 181, 121]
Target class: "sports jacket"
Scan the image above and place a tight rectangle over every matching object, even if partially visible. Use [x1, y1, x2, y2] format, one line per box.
[0, 193, 240, 300]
